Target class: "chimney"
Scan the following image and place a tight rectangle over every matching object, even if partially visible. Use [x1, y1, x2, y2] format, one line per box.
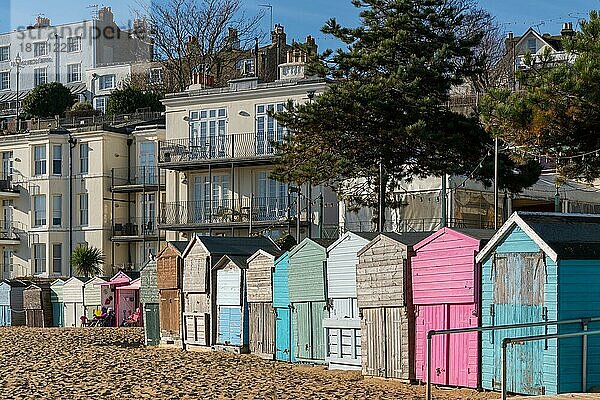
[561, 22, 575, 37]
[271, 24, 286, 45]
[305, 35, 317, 55]
[98, 7, 114, 23]
[34, 16, 50, 28]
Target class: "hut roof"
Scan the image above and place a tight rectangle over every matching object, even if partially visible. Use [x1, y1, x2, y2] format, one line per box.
[351, 231, 381, 241]
[3, 280, 28, 288]
[183, 235, 280, 262]
[451, 228, 496, 241]
[414, 228, 496, 251]
[247, 248, 282, 264]
[357, 231, 434, 257]
[169, 241, 189, 254]
[214, 255, 248, 270]
[327, 231, 378, 253]
[117, 278, 141, 291]
[477, 212, 600, 263]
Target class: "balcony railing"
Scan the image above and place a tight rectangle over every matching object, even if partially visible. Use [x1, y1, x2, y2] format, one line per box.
[158, 131, 284, 165]
[111, 167, 165, 188]
[112, 217, 159, 238]
[160, 196, 299, 227]
[0, 177, 18, 194]
[0, 221, 20, 241]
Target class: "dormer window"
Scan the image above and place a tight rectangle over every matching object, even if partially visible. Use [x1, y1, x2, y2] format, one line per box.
[527, 38, 537, 54]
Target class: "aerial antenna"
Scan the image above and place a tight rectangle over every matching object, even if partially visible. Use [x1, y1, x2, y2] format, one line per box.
[87, 4, 99, 20]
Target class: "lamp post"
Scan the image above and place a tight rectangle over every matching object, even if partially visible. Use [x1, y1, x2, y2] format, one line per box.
[14, 53, 22, 131]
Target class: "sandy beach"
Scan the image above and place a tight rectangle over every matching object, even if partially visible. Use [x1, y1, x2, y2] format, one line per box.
[0, 327, 499, 399]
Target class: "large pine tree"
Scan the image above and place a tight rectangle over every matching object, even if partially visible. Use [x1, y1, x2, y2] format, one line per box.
[272, 0, 539, 226]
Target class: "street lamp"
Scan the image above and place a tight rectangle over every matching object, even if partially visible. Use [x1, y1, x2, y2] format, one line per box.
[14, 53, 22, 131]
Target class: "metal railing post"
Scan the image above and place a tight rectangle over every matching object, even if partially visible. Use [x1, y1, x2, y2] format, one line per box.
[426, 331, 432, 400]
[583, 318, 589, 392]
[501, 340, 508, 400]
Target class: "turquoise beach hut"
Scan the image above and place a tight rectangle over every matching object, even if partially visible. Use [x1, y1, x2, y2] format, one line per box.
[50, 279, 65, 327]
[273, 252, 294, 362]
[476, 212, 600, 395]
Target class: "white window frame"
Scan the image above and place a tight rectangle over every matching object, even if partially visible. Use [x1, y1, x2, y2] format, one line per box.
[34, 67, 47, 86]
[527, 38, 537, 54]
[0, 71, 9, 90]
[67, 63, 82, 83]
[52, 195, 62, 227]
[67, 37, 82, 53]
[52, 243, 62, 275]
[33, 244, 46, 275]
[52, 144, 62, 176]
[149, 68, 163, 84]
[33, 195, 46, 227]
[98, 74, 115, 90]
[79, 193, 89, 226]
[34, 145, 46, 176]
[94, 96, 108, 114]
[33, 42, 48, 57]
[0, 46, 9, 62]
[3, 249, 12, 276]
[80, 143, 89, 175]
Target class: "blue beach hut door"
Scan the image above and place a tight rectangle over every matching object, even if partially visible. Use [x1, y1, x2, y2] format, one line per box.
[275, 307, 292, 361]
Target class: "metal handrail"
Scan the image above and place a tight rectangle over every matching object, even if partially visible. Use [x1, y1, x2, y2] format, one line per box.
[425, 316, 600, 400]
[501, 328, 600, 400]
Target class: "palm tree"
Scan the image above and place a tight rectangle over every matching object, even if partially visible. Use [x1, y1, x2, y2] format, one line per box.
[71, 245, 104, 277]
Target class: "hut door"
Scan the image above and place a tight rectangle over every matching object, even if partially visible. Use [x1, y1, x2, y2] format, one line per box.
[416, 305, 448, 384]
[275, 306, 292, 361]
[0, 305, 8, 326]
[361, 308, 386, 378]
[144, 303, 161, 346]
[218, 306, 242, 346]
[294, 302, 312, 360]
[448, 303, 478, 388]
[492, 253, 546, 395]
[385, 307, 406, 379]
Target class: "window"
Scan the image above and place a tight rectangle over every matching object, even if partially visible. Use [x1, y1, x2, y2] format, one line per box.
[34, 68, 47, 86]
[236, 59, 255, 76]
[52, 144, 62, 175]
[33, 42, 48, 57]
[79, 193, 88, 226]
[189, 108, 227, 158]
[67, 37, 82, 53]
[67, 63, 82, 83]
[52, 244, 62, 274]
[34, 145, 46, 175]
[80, 143, 89, 175]
[3, 249, 12, 277]
[149, 68, 163, 84]
[0, 71, 8, 90]
[52, 195, 62, 226]
[527, 38, 537, 54]
[33, 244, 46, 274]
[256, 103, 287, 155]
[33, 195, 46, 227]
[94, 96, 107, 114]
[0, 46, 8, 62]
[98, 74, 115, 90]
[1, 151, 13, 180]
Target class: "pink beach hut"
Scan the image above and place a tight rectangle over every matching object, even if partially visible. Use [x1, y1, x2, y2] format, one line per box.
[411, 228, 494, 389]
[98, 271, 139, 326]
[115, 278, 141, 327]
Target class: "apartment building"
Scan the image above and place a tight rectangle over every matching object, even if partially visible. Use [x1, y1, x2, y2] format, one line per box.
[159, 49, 338, 241]
[0, 114, 165, 280]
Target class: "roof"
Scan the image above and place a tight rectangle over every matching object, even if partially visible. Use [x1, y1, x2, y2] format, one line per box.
[357, 231, 434, 257]
[289, 237, 335, 257]
[214, 255, 248, 270]
[351, 232, 381, 241]
[414, 227, 495, 251]
[476, 212, 600, 263]
[169, 241, 189, 254]
[66, 276, 93, 284]
[327, 231, 379, 253]
[184, 235, 280, 262]
[116, 278, 141, 291]
[247, 248, 283, 264]
[451, 228, 496, 241]
[1, 280, 28, 288]
[513, 28, 564, 52]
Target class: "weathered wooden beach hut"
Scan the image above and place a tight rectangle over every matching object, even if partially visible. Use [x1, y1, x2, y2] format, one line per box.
[214, 255, 250, 353]
[0, 280, 27, 326]
[476, 212, 600, 395]
[157, 241, 187, 347]
[23, 282, 53, 327]
[141, 260, 160, 346]
[63, 277, 90, 327]
[324, 232, 378, 370]
[99, 271, 139, 326]
[356, 232, 430, 381]
[288, 238, 335, 364]
[411, 228, 494, 388]
[273, 252, 294, 362]
[181, 236, 279, 350]
[83, 277, 106, 319]
[50, 279, 65, 327]
[116, 278, 141, 326]
[246, 249, 281, 360]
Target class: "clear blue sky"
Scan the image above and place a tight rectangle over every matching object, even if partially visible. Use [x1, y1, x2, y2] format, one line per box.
[2, 0, 599, 50]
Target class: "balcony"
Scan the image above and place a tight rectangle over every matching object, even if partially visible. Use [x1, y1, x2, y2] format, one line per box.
[0, 178, 20, 199]
[158, 131, 283, 171]
[0, 221, 20, 245]
[111, 167, 166, 193]
[111, 217, 163, 242]
[159, 196, 305, 231]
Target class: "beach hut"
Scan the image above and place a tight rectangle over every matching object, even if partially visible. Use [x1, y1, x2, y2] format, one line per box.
[23, 282, 53, 327]
[116, 278, 141, 326]
[214, 255, 250, 353]
[0, 280, 26, 326]
[411, 228, 494, 388]
[324, 232, 378, 370]
[288, 238, 335, 364]
[62, 277, 90, 327]
[181, 236, 279, 350]
[246, 249, 281, 360]
[50, 279, 66, 327]
[356, 232, 431, 381]
[99, 271, 140, 326]
[157, 241, 187, 347]
[141, 260, 160, 346]
[273, 252, 294, 362]
[476, 212, 600, 395]
[83, 277, 106, 320]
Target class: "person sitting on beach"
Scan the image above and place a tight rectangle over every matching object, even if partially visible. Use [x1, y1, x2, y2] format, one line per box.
[80, 315, 89, 327]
